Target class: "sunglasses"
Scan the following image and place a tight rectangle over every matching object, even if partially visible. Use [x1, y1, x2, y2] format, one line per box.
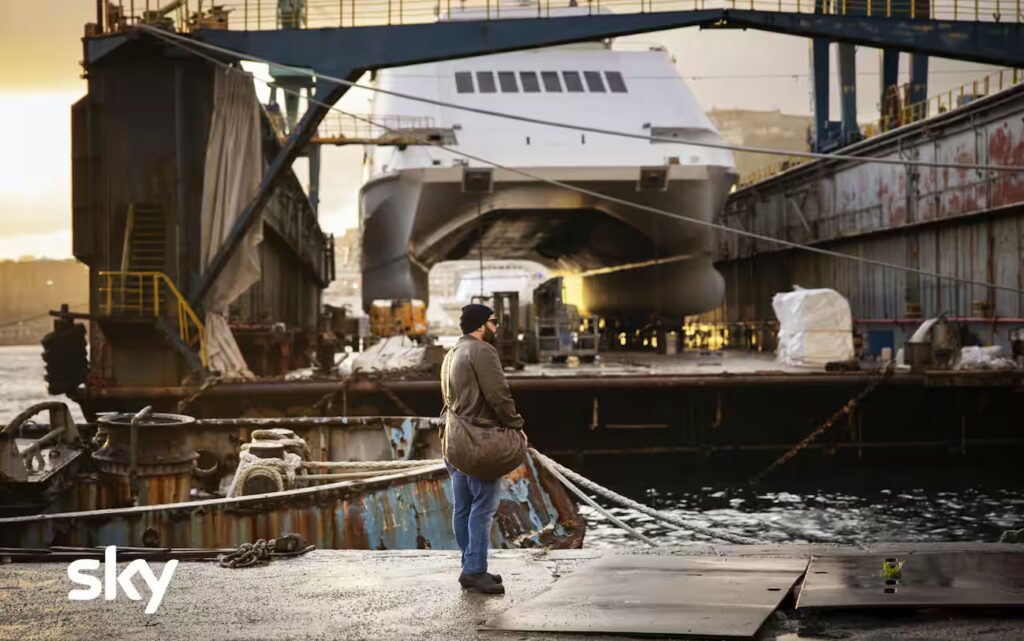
[486, 318, 499, 326]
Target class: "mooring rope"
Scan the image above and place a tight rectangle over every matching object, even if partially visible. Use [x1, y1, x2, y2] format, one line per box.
[529, 449, 764, 545]
[299, 459, 438, 470]
[539, 456, 661, 547]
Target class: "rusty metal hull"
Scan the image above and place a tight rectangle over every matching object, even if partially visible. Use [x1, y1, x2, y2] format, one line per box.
[0, 454, 583, 551]
[717, 82, 1024, 329]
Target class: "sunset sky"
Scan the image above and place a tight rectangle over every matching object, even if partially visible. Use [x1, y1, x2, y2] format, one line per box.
[0, 2, 1002, 260]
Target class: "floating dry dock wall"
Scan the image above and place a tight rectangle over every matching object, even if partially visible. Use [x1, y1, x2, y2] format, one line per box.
[712, 81, 1024, 345]
[75, 355, 1024, 474]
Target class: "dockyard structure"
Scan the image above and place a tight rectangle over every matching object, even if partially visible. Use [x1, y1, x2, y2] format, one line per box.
[71, 33, 332, 387]
[39, 1, 1024, 467]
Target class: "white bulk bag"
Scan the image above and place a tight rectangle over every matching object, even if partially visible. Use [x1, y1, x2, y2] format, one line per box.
[772, 287, 854, 367]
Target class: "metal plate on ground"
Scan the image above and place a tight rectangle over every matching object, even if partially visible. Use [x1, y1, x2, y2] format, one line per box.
[797, 552, 1024, 609]
[484, 555, 808, 638]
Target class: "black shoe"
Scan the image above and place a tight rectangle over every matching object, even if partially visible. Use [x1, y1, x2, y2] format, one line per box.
[489, 572, 502, 584]
[459, 572, 505, 595]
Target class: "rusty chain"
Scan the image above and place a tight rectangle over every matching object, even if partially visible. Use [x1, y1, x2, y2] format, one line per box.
[304, 375, 352, 416]
[177, 376, 220, 414]
[750, 362, 895, 485]
[217, 534, 316, 569]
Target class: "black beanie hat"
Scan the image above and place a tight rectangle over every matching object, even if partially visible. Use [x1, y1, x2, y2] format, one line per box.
[460, 304, 493, 335]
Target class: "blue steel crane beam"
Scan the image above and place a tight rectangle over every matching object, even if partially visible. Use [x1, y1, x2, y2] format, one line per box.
[715, 11, 1024, 66]
[188, 11, 1024, 69]
[106, 11, 1023, 308]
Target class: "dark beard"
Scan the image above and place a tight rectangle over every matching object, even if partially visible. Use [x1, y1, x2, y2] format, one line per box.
[483, 327, 497, 344]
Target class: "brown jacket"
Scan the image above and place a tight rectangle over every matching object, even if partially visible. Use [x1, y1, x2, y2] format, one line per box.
[442, 335, 524, 429]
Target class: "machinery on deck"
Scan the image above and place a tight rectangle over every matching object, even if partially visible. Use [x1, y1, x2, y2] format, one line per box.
[477, 277, 599, 367]
[369, 299, 429, 342]
[527, 277, 599, 364]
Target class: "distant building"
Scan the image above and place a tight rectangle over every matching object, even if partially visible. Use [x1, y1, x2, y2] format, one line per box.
[707, 108, 812, 182]
[322, 230, 549, 335]
[322, 228, 362, 314]
[0, 260, 89, 345]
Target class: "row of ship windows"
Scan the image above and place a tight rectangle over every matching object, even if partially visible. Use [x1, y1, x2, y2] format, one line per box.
[454, 71, 628, 94]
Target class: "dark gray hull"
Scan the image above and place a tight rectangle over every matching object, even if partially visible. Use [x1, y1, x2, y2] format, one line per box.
[360, 165, 735, 322]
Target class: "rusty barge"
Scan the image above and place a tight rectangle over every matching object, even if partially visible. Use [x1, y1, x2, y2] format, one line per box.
[0, 404, 583, 550]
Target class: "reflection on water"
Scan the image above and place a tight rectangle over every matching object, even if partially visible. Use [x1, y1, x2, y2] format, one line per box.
[582, 484, 1024, 547]
[0, 345, 84, 423]
[1, 345, 1020, 547]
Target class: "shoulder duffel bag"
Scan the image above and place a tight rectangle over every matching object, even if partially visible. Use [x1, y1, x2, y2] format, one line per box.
[439, 348, 526, 481]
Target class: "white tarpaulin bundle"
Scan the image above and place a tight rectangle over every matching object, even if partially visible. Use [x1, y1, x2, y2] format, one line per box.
[200, 68, 263, 379]
[339, 336, 434, 376]
[772, 287, 854, 367]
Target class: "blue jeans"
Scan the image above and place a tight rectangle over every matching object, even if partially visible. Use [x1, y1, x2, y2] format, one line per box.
[446, 462, 501, 574]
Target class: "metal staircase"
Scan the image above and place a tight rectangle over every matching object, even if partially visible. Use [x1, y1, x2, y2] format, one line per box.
[119, 204, 168, 313]
[124, 204, 167, 272]
[98, 204, 207, 373]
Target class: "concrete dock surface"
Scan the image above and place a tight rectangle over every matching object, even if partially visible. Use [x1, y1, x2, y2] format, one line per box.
[1, 543, 1023, 641]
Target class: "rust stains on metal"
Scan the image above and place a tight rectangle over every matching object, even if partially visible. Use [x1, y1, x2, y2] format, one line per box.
[0, 453, 585, 552]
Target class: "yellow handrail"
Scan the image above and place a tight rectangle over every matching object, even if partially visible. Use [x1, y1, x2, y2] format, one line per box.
[96, 271, 208, 367]
[740, 64, 1023, 187]
[867, 66, 1024, 142]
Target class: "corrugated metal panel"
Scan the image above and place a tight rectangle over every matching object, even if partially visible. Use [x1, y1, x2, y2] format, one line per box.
[714, 84, 1024, 325]
[721, 85, 1024, 262]
[713, 213, 1024, 323]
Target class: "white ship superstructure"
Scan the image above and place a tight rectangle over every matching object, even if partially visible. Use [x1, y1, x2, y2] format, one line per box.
[359, 9, 736, 323]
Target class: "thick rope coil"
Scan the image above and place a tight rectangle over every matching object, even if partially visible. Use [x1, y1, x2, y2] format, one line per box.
[244, 430, 312, 461]
[530, 449, 764, 545]
[227, 451, 303, 498]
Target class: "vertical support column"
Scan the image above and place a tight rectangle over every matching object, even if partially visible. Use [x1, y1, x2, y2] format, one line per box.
[811, 38, 832, 152]
[284, 87, 302, 132]
[908, 53, 929, 117]
[175, 64, 188, 291]
[880, 49, 900, 129]
[837, 43, 858, 145]
[308, 142, 321, 215]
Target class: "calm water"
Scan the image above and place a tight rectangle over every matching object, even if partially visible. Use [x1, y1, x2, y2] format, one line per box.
[0, 344, 84, 423]
[2, 345, 1020, 546]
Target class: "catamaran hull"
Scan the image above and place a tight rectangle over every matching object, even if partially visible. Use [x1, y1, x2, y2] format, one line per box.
[361, 165, 735, 323]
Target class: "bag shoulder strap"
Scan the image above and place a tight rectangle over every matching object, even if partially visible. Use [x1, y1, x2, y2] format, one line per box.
[440, 347, 454, 408]
[442, 342, 491, 423]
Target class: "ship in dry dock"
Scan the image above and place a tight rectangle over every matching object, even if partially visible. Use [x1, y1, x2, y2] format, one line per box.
[27, 1, 1024, 497]
[360, 6, 735, 323]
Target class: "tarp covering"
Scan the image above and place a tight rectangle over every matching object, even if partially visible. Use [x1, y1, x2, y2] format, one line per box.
[200, 68, 263, 378]
[773, 286, 854, 367]
[339, 336, 442, 376]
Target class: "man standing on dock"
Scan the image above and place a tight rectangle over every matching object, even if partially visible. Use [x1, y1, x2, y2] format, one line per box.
[442, 303, 525, 595]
